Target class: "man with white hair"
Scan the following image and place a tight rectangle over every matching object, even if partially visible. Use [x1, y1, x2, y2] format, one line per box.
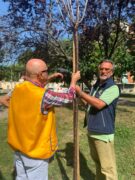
[76, 60, 120, 180]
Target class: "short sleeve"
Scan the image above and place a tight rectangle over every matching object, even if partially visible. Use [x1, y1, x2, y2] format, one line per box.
[99, 85, 119, 105]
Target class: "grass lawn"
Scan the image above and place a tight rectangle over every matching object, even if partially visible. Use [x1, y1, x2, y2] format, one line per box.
[0, 97, 135, 180]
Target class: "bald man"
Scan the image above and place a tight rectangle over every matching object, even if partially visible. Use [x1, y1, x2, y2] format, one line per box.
[8, 59, 80, 180]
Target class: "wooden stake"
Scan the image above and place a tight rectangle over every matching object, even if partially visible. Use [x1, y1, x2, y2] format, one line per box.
[73, 26, 80, 180]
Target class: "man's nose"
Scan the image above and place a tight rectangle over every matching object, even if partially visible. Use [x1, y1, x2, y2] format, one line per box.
[102, 69, 107, 73]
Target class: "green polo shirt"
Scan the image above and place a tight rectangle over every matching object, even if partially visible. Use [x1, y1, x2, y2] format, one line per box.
[89, 85, 119, 142]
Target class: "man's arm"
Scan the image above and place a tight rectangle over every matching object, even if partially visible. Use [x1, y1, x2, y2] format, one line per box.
[76, 85, 106, 110]
[47, 73, 63, 83]
[76, 85, 119, 110]
[41, 71, 80, 114]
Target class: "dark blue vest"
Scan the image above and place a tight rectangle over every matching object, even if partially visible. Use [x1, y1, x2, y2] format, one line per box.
[88, 77, 120, 134]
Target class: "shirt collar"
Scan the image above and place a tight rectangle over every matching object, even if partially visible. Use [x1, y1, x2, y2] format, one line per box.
[27, 80, 44, 88]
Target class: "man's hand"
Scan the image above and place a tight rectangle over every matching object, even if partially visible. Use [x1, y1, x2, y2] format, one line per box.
[0, 95, 10, 107]
[70, 71, 81, 88]
[71, 71, 81, 83]
[48, 73, 63, 82]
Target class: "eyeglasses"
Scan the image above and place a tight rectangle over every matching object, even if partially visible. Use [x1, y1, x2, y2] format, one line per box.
[41, 69, 48, 73]
[99, 68, 112, 72]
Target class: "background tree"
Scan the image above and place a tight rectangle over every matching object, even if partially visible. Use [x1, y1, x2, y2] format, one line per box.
[0, 64, 24, 81]
[0, 1, 134, 179]
[1, 0, 72, 67]
[126, 21, 135, 77]
[1, 0, 134, 83]
[1, 1, 88, 179]
[79, 0, 135, 83]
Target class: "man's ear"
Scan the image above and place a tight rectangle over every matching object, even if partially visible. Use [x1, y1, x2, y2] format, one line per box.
[38, 73, 46, 81]
[37, 73, 42, 80]
[110, 71, 114, 76]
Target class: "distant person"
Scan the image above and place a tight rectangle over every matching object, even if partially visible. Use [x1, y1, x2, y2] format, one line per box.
[122, 75, 128, 84]
[76, 60, 120, 180]
[8, 58, 80, 180]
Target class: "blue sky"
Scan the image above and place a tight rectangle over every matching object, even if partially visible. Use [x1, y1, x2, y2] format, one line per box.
[0, 0, 9, 16]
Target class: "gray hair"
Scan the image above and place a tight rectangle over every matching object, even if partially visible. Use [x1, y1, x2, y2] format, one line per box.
[99, 59, 115, 72]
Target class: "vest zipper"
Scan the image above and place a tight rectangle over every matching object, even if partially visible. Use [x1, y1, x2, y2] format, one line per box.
[101, 112, 105, 127]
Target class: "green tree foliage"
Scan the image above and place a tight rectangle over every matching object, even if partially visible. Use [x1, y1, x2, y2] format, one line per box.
[78, 0, 135, 83]
[17, 40, 72, 72]
[1, 0, 135, 83]
[1, 0, 72, 66]
[0, 64, 24, 81]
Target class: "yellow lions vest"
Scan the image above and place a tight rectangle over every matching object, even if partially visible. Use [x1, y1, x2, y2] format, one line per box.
[8, 81, 58, 159]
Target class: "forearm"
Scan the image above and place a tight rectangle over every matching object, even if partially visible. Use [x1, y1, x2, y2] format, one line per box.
[41, 87, 76, 114]
[45, 87, 75, 105]
[47, 73, 63, 83]
[47, 74, 54, 82]
[78, 91, 106, 110]
[69, 79, 76, 89]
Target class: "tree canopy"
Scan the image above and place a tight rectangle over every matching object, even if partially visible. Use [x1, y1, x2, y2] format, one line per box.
[0, 0, 134, 82]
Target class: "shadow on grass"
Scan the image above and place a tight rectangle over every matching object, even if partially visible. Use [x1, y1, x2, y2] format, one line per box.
[11, 167, 16, 180]
[0, 171, 6, 180]
[55, 153, 70, 180]
[62, 101, 86, 112]
[56, 142, 95, 180]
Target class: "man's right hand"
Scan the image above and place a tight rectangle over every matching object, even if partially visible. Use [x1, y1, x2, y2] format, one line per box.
[71, 71, 81, 83]
[70, 71, 81, 88]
